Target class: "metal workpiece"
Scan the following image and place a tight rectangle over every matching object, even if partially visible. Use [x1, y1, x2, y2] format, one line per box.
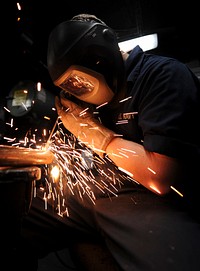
[0, 145, 54, 166]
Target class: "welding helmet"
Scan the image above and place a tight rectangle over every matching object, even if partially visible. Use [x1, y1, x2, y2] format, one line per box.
[47, 14, 125, 104]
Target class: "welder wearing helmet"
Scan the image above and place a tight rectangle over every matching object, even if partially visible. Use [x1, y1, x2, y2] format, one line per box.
[19, 13, 200, 271]
[47, 14, 125, 105]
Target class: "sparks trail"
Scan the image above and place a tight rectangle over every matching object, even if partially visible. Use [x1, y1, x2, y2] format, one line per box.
[40, 123, 139, 216]
[2, 101, 140, 216]
[2, 104, 139, 217]
[2, 98, 185, 217]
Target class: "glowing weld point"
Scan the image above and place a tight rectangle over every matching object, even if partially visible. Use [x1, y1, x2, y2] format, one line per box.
[51, 165, 60, 182]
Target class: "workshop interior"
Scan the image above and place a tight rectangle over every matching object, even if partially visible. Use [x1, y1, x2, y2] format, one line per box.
[0, 1, 200, 270]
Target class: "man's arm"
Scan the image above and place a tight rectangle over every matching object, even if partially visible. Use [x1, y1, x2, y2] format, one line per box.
[106, 137, 182, 195]
[55, 96, 182, 196]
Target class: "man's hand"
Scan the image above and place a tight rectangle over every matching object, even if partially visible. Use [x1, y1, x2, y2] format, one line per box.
[55, 96, 116, 157]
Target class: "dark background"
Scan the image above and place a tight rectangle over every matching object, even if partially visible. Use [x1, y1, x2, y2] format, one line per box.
[0, 2, 199, 269]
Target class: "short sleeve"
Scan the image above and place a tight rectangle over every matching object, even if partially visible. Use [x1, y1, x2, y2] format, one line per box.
[138, 58, 200, 158]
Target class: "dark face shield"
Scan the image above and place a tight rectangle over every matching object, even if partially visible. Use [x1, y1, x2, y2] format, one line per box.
[54, 65, 114, 105]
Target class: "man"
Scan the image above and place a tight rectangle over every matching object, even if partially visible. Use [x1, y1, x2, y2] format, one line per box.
[20, 14, 200, 271]
[48, 13, 200, 206]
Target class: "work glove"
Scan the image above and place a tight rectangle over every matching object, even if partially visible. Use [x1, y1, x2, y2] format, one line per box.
[55, 96, 116, 157]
